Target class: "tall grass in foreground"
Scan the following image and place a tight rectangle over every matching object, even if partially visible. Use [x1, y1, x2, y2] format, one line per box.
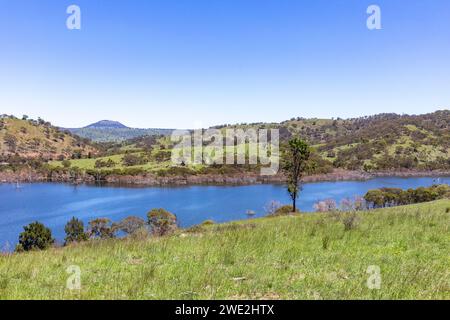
[0, 200, 449, 300]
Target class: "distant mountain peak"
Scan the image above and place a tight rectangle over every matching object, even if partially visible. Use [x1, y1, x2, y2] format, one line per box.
[85, 120, 128, 129]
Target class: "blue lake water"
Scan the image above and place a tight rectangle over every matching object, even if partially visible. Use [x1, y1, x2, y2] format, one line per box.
[0, 176, 449, 250]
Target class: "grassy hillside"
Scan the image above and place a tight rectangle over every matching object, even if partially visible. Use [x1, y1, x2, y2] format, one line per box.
[216, 110, 450, 171]
[0, 116, 98, 160]
[48, 111, 450, 179]
[1, 200, 449, 300]
[49, 139, 264, 176]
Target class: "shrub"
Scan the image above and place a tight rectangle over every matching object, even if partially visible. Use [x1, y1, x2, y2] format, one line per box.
[342, 213, 359, 231]
[263, 200, 282, 215]
[122, 153, 147, 166]
[147, 208, 177, 236]
[95, 159, 116, 169]
[185, 220, 214, 234]
[314, 199, 337, 212]
[17, 222, 54, 252]
[268, 205, 299, 217]
[322, 235, 330, 250]
[88, 218, 116, 239]
[153, 150, 172, 162]
[161, 166, 196, 176]
[115, 216, 146, 236]
[64, 217, 88, 245]
[338, 196, 367, 211]
[61, 160, 71, 168]
[201, 220, 215, 226]
[353, 196, 367, 211]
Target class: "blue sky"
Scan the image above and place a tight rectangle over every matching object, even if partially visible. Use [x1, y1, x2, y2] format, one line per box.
[1, 0, 449, 128]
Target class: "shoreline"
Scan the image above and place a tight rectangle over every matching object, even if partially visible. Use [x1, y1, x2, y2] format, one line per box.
[1, 168, 449, 186]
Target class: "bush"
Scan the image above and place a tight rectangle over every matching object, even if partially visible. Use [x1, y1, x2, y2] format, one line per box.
[263, 200, 282, 215]
[147, 208, 177, 236]
[94, 159, 116, 169]
[314, 199, 337, 212]
[268, 205, 300, 217]
[115, 216, 146, 236]
[322, 235, 330, 250]
[153, 150, 172, 162]
[88, 218, 116, 239]
[185, 220, 215, 234]
[61, 160, 71, 168]
[201, 220, 215, 226]
[342, 213, 359, 231]
[122, 153, 147, 166]
[64, 217, 88, 245]
[17, 222, 54, 252]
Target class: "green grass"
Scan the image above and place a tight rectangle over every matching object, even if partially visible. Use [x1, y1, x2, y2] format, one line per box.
[49, 142, 269, 173]
[50, 152, 174, 172]
[1, 200, 449, 300]
[51, 154, 131, 170]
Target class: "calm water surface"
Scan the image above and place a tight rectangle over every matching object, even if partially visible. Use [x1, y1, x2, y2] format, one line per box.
[0, 177, 448, 249]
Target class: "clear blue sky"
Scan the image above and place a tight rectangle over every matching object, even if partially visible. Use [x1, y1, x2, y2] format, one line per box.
[1, 0, 449, 129]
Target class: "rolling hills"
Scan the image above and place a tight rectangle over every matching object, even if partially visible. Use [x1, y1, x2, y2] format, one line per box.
[59, 110, 449, 176]
[1, 110, 449, 182]
[213, 110, 450, 171]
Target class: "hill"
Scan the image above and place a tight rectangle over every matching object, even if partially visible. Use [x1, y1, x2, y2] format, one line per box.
[288, 110, 450, 171]
[45, 110, 450, 181]
[214, 110, 450, 171]
[0, 200, 449, 299]
[85, 120, 128, 129]
[66, 120, 173, 142]
[0, 115, 98, 161]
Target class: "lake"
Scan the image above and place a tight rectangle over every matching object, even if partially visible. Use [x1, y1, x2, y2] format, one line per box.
[1, 176, 449, 250]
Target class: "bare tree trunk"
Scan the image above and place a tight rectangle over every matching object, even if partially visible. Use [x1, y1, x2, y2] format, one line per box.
[293, 197, 296, 213]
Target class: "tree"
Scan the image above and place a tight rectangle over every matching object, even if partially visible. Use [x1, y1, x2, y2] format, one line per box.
[64, 217, 88, 245]
[17, 221, 54, 252]
[282, 138, 310, 212]
[147, 208, 177, 236]
[95, 159, 115, 168]
[364, 189, 386, 208]
[115, 216, 146, 236]
[62, 160, 71, 168]
[122, 153, 146, 166]
[88, 218, 116, 239]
